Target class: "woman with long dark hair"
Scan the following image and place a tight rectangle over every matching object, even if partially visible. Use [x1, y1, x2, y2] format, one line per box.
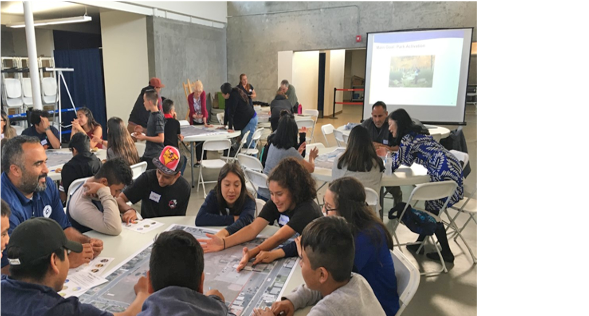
[195, 163, 256, 236]
[332, 125, 384, 193]
[388, 108, 463, 263]
[72, 107, 103, 149]
[324, 177, 399, 316]
[104, 117, 140, 166]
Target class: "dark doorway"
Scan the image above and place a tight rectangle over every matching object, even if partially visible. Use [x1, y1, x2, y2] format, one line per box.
[317, 52, 326, 118]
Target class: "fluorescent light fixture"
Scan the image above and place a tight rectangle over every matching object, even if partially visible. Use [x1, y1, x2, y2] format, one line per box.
[7, 15, 92, 28]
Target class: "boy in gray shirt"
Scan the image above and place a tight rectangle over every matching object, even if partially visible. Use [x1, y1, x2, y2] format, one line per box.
[135, 89, 165, 170]
[253, 217, 386, 316]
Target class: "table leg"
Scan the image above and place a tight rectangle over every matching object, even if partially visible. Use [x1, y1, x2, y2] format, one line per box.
[379, 186, 385, 220]
[191, 142, 195, 188]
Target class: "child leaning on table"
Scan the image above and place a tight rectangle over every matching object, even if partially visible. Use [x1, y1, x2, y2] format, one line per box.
[253, 216, 386, 316]
[136, 229, 235, 316]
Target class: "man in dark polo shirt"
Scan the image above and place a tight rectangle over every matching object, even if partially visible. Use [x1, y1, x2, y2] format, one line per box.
[21, 110, 61, 149]
[361, 101, 402, 206]
[1, 136, 103, 274]
[1, 217, 149, 316]
[116, 146, 190, 219]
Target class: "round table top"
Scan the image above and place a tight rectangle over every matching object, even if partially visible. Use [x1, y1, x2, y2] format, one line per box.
[180, 124, 241, 142]
[336, 124, 451, 140]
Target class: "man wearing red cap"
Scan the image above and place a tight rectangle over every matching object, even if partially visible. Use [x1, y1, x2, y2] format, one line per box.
[128, 77, 166, 135]
[116, 146, 191, 219]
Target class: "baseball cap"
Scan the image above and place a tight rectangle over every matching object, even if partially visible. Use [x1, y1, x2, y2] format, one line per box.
[149, 77, 165, 88]
[153, 146, 183, 175]
[6, 217, 83, 266]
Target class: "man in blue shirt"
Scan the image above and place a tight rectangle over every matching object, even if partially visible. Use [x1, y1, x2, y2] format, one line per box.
[1, 217, 149, 316]
[21, 109, 61, 149]
[1, 136, 103, 274]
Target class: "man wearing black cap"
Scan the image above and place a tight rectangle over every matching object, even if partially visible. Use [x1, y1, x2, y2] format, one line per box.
[128, 77, 166, 135]
[1, 217, 150, 316]
[59, 132, 102, 203]
[116, 146, 191, 219]
[1, 136, 103, 274]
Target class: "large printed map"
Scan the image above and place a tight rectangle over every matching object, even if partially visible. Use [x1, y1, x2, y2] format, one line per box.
[79, 225, 298, 316]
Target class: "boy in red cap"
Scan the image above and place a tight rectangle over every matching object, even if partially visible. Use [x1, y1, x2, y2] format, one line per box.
[116, 146, 191, 219]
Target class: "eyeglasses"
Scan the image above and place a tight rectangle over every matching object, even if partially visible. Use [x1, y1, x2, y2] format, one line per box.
[322, 197, 338, 213]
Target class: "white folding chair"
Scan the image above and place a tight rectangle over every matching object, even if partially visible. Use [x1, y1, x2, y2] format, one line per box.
[241, 128, 264, 157]
[237, 153, 263, 172]
[364, 187, 380, 215]
[21, 78, 33, 108]
[391, 249, 420, 316]
[197, 139, 232, 198]
[65, 176, 91, 212]
[321, 124, 335, 147]
[302, 109, 319, 142]
[333, 129, 346, 146]
[342, 133, 349, 144]
[255, 198, 266, 217]
[216, 113, 225, 125]
[390, 180, 458, 276]
[296, 118, 315, 143]
[447, 185, 477, 264]
[41, 77, 57, 106]
[130, 161, 148, 180]
[244, 169, 268, 197]
[134, 141, 146, 157]
[305, 142, 325, 152]
[230, 130, 251, 161]
[2, 78, 25, 113]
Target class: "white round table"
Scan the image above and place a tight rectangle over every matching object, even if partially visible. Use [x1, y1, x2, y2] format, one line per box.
[84, 216, 311, 315]
[48, 148, 107, 181]
[336, 124, 451, 141]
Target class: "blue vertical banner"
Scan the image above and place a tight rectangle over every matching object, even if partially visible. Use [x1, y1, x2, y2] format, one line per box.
[53, 48, 106, 140]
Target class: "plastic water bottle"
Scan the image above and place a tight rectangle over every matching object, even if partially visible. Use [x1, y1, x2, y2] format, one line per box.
[298, 104, 302, 115]
[385, 152, 393, 175]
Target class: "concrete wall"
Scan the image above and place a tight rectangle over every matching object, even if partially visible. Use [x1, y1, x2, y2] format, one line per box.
[1, 27, 55, 57]
[100, 11, 149, 122]
[227, 1, 477, 103]
[147, 17, 227, 119]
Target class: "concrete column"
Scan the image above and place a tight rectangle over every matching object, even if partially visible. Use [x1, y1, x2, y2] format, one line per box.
[23, 1, 43, 110]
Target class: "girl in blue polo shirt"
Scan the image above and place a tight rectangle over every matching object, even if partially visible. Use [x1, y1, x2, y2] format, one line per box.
[194, 163, 255, 236]
[323, 177, 400, 316]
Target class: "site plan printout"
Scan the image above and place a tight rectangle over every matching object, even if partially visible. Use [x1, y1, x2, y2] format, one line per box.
[79, 225, 299, 316]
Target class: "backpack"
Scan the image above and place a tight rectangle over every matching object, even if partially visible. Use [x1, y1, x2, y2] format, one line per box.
[260, 133, 275, 168]
[388, 202, 438, 236]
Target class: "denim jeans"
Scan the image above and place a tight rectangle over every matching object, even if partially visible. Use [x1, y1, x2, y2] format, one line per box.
[242, 114, 258, 148]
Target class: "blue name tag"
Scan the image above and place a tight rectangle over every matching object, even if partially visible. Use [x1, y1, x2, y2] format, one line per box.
[383, 139, 389, 145]
[278, 214, 290, 226]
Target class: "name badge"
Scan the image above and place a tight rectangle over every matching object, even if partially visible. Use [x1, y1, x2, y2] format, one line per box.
[383, 139, 389, 145]
[278, 214, 290, 226]
[41, 139, 48, 146]
[149, 191, 161, 203]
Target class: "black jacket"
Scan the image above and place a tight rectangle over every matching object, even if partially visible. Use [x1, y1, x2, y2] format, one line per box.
[61, 151, 102, 194]
[224, 88, 255, 131]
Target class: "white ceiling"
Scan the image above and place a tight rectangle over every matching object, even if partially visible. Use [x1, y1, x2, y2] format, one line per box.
[1, 1, 104, 32]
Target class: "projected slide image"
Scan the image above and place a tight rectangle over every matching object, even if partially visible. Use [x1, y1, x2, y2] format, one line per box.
[389, 56, 435, 88]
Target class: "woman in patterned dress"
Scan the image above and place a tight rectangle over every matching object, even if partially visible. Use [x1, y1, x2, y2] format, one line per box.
[388, 108, 463, 263]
